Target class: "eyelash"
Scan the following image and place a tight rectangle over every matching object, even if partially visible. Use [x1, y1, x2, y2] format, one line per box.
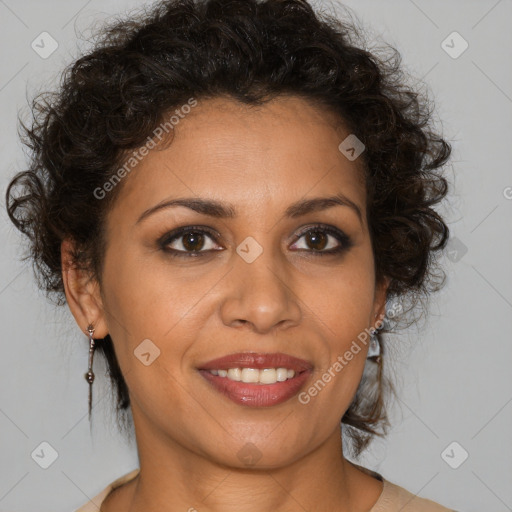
[157, 224, 353, 259]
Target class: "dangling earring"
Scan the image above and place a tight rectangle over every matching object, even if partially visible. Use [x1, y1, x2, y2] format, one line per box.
[84, 324, 96, 420]
[367, 327, 381, 364]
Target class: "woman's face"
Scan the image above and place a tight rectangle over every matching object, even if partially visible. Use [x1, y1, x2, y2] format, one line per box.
[70, 95, 388, 468]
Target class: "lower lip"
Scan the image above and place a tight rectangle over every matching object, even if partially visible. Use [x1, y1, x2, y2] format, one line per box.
[198, 370, 312, 407]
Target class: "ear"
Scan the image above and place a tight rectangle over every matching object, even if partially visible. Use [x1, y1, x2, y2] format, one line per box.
[372, 275, 390, 329]
[61, 238, 109, 338]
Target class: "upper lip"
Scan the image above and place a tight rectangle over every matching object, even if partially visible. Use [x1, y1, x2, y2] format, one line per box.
[197, 352, 313, 372]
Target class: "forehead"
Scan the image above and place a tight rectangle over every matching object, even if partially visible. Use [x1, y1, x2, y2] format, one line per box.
[108, 95, 367, 223]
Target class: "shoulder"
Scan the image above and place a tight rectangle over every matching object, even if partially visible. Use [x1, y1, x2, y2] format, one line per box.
[348, 461, 457, 512]
[73, 468, 140, 512]
[373, 478, 458, 512]
[73, 466, 458, 512]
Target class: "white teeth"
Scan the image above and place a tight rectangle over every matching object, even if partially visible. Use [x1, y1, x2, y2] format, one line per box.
[227, 368, 241, 381]
[241, 368, 260, 383]
[276, 368, 288, 381]
[259, 368, 277, 384]
[208, 367, 297, 384]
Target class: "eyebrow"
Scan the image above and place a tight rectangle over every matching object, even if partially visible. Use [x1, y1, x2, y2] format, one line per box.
[135, 192, 363, 225]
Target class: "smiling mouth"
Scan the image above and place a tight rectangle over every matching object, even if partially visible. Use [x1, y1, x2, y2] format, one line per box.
[196, 352, 313, 407]
[197, 369, 312, 407]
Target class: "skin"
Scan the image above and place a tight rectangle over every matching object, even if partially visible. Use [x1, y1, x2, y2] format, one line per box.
[62, 95, 390, 512]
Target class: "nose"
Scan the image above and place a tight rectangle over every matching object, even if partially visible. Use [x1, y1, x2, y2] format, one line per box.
[219, 243, 302, 334]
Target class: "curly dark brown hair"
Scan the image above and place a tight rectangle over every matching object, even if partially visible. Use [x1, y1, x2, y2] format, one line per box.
[5, 0, 451, 459]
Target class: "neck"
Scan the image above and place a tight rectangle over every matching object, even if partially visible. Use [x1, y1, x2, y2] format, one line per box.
[115, 409, 383, 512]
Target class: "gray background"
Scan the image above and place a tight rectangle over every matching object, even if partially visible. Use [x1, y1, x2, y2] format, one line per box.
[0, 1, 511, 511]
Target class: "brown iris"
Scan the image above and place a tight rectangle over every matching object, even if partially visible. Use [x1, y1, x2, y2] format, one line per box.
[182, 231, 205, 252]
[305, 230, 328, 251]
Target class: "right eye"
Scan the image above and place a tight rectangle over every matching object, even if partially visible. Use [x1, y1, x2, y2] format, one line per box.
[158, 226, 223, 257]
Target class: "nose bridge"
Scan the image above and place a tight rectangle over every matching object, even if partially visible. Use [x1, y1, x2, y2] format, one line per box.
[220, 234, 301, 332]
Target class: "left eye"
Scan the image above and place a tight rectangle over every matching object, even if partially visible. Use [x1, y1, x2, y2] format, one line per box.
[290, 226, 350, 254]
[288, 226, 353, 256]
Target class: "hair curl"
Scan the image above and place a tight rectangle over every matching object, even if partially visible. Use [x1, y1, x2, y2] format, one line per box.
[5, 0, 451, 458]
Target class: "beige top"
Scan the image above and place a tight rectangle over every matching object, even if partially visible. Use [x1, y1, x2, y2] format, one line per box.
[74, 464, 457, 512]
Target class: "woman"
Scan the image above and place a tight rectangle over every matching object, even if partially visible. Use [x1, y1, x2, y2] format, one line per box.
[5, 0, 457, 510]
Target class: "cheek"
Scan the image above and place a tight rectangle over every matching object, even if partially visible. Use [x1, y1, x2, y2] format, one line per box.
[309, 250, 376, 339]
[300, 253, 375, 412]
[300, 317, 370, 426]
[101, 242, 212, 335]
[98, 246, 219, 386]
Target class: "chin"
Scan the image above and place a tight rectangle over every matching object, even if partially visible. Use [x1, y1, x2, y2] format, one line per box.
[207, 436, 305, 470]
